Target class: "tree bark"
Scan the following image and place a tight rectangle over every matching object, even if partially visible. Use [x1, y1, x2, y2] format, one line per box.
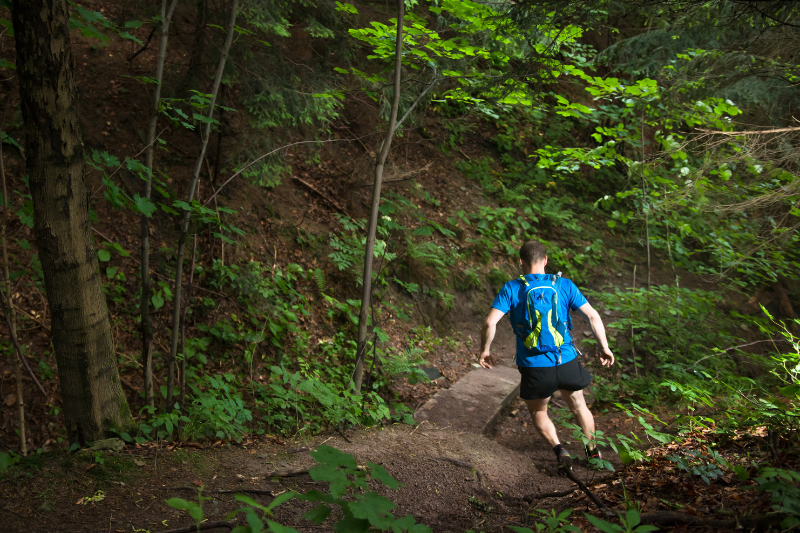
[352, 0, 405, 393]
[12, 0, 134, 444]
[167, 0, 238, 411]
[141, 0, 179, 412]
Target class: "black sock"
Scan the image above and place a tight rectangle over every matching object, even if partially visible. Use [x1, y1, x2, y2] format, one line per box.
[553, 444, 565, 456]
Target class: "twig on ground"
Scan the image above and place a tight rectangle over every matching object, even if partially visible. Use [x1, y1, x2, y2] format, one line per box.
[409, 420, 427, 436]
[562, 466, 615, 517]
[169, 486, 276, 496]
[523, 488, 576, 502]
[336, 427, 351, 443]
[638, 510, 785, 528]
[265, 468, 310, 478]
[286, 446, 311, 454]
[292, 176, 350, 217]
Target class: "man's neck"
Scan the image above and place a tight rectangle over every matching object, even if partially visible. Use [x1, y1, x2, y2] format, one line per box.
[522, 264, 546, 276]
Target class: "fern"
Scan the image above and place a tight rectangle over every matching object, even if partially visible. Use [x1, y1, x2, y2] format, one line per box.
[501, 183, 529, 204]
[313, 268, 326, 292]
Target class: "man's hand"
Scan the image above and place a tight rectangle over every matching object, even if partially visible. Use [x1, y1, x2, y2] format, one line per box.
[600, 347, 615, 367]
[478, 352, 495, 369]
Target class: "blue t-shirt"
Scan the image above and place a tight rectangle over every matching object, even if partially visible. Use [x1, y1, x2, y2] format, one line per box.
[491, 273, 588, 367]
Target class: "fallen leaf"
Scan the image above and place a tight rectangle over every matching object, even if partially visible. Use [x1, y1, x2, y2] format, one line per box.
[134, 459, 145, 467]
[84, 463, 96, 472]
[249, 449, 257, 455]
[5, 393, 15, 407]
[192, 480, 203, 487]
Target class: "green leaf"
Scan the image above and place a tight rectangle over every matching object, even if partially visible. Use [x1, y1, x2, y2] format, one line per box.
[734, 465, 750, 480]
[779, 384, 800, 396]
[192, 112, 218, 124]
[304, 504, 332, 524]
[151, 291, 165, 311]
[267, 520, 299, 533]
[367, 462, 399, 489]
[584, 513, 622, 533]
[266, 491, 296, 512]
[124, 20, 143, 28]
[347, 492, 395, 529]
[134, 194, 157, 217]
[97, 249, 111, 262]
[332, 515, 371, 533]
[173, 200, 192, 211]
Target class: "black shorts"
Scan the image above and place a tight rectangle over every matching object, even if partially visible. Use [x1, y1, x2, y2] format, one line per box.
[518, 358, 592, 400]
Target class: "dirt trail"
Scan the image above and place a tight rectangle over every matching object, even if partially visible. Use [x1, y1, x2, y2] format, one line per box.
[1, 311, 619, 532]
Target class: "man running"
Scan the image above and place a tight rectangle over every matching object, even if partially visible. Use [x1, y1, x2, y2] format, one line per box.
[478, 241, 614, 468]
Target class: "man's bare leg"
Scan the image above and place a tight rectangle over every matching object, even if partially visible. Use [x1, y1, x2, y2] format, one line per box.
[561, 389, 595, 446]
[524, 397, 560, 447]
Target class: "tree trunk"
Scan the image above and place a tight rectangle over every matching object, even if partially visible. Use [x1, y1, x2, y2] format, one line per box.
[167, 0, 238, 411]
[12, 0, 134, 444]
[141, 0, 179, 412]
[352, 0, 405, 393]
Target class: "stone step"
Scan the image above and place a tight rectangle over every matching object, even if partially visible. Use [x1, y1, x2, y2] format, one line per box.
[414, 365, 520, 435]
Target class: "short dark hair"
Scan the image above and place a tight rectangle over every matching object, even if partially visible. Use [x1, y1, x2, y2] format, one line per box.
[520, 241, 546, 266]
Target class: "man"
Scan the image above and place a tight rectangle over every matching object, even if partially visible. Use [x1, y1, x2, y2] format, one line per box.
[479, 241, 614, 468]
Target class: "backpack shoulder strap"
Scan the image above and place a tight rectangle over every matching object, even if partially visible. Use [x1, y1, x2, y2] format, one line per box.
[552, 272, 574, 331]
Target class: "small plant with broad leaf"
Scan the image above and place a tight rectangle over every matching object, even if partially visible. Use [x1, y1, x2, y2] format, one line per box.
[585, 509, 659, 533]
[165, 446, 430, 533]
[509, 509, 580, 533]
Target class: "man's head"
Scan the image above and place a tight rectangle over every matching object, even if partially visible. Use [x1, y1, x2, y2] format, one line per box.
[519, 241, 547, 272]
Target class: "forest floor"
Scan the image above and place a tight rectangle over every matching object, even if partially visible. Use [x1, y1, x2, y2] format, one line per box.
[0, 409, 633, 533]
[3, 402, 782, 533]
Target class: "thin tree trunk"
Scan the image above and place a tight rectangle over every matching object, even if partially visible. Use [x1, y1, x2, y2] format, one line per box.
[142, 0, 179, 412]
[353, 0, 405, 393]
[640, 114, 652, 374]
[1, 96, 25, 456]
[180, 185, 199, 409]
[12, 0, 134, 444]
[167, 0, 238, 411]
[631, 264, 639, 378]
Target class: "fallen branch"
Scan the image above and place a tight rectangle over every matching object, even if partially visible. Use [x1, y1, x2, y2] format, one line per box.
[562, 465, 615, 518]
[562, 465, 786, 528]
[169, 486, 275, 496]
[292, 176, 350, 217]
[523, 488, 576, 503]
[436, 457, 483, 484]
[286, 446, 311, 454]
[0, 299, 47, 398]
[265, 468, 310, 478]
[11, 304, 50, 332]
[156, 520, 234, 533]
[381, 162, 432, 184]
[638, 510, 786, 528]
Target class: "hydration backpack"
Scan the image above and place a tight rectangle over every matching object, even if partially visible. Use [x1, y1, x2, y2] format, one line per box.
[510, 272, 573, 355]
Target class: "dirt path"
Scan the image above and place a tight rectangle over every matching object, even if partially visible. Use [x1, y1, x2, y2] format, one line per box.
[1, 308, 620, 532]
[0, 420, 619, 533]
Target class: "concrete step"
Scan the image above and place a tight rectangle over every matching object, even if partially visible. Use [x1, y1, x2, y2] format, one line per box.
[414, 365, 520, 435]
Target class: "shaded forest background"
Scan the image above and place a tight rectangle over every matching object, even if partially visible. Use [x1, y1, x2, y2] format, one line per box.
[1, 0, 800, 530]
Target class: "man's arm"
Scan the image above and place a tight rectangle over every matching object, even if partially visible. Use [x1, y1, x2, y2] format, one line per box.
[479, 308, 506, 369]
[577, 302, 615, 367]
